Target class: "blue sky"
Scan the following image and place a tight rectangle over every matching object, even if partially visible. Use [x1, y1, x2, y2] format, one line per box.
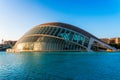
[0, 0, 120, 41]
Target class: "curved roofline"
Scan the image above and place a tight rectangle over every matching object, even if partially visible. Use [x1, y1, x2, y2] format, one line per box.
[38, 22, 98, 40]
[8, 22, 116, 53]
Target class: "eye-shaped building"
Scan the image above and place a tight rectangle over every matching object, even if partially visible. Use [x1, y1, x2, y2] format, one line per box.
[7, 22, 116, 52]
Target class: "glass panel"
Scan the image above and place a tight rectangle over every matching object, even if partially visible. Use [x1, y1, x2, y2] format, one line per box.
[38, 27, 43, 34]
[44, 27, 50, 34]
[64, 30, 70, 40]
[78, 35, 84, 45]
[83, 37, 89, 47]
[58, 29, 66, 39]
[48, 27, 54, 35]
[50, 27, 57, 35]
[73, 33, 79, 42]
[69, 32, 74, 41]
[59, 30, 70, 40]
[54, 28, 61, 36]
[47, 27, 53, 35]
[41, 27, 47, 34]
[57, 28, 63, 37]
[39, 27, 44, 34]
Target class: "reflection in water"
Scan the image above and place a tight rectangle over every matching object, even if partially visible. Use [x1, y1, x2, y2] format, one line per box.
[0, 52, 120, 80]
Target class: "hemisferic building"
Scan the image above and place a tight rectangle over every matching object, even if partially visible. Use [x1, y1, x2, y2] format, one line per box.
[7, 22, 116, 52]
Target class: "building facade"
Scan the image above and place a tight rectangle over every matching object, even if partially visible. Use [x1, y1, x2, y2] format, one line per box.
[7, 22, 116, 52]
[101, 38, 120, 44]
[0, 40, 16, 51]
[116, 38, 120, 44]
[109, 38, 120, 44]
[100, 38, 110, 44]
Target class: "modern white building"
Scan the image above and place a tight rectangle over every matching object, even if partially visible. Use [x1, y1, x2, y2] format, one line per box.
[7, 22, 117, 52]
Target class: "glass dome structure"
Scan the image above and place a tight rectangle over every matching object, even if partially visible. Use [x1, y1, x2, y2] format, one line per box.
[7, 22, 116, 52]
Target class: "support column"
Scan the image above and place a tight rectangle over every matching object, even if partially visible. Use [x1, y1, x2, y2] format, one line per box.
[87, 37, 95, 52]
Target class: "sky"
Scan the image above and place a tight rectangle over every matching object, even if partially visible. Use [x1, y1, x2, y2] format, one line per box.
[0, 0, 120, 41]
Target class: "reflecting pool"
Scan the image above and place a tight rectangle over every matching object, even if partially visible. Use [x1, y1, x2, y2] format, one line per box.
[0, 52, 120, 80]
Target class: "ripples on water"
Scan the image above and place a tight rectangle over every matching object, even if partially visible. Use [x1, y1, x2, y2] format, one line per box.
[0, 52, 120, 80]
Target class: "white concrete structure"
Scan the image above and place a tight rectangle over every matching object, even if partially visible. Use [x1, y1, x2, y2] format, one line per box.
[7, 22, 116, 52]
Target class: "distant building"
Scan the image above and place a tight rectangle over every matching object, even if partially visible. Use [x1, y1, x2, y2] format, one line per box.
[100, 37, 120, 44]
[115, 38, 120, 44]
[4, 40, 17, 47]
[100, 38, 110, 44]
[109, 38, 116, 44]
[0, 40, 17, 51]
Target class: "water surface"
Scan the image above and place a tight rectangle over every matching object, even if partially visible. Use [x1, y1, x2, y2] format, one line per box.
[0, 52, 120, 80]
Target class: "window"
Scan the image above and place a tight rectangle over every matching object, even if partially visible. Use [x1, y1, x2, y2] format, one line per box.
[39, 27, 44, 34]
[45, 27, 51, 34]
[78, 35, 84, 45]
[64, 30, 70, 40]
[69, 32, 74, 41]
[54, 28, 61, 36]
[73, 33, 79, 42]
[58, 29, 65, 37]
[41, 27, 48, 34]
[50, 27, 57, 35]
[83, 37, 89, 47]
